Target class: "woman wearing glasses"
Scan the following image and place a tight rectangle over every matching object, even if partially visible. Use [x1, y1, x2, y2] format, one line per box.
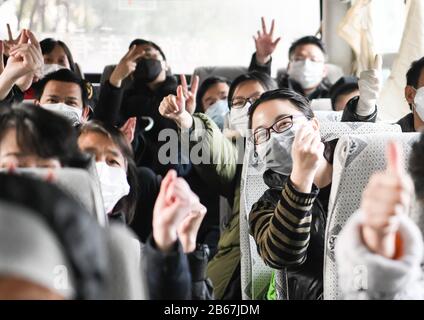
[247, 88, 376, 300]
[159, 71, 277, 299]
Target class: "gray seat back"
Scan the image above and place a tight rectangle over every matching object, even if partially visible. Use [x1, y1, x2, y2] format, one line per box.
[0, 167, 107, 227]
[324, 132, 421, 300]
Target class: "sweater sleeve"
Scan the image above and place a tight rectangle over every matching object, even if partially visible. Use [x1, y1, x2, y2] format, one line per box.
[249, 177, 319, 269]
[336, 211, 424, 300]
[93, 80, 125, 126]
[180, 112, 239, 198]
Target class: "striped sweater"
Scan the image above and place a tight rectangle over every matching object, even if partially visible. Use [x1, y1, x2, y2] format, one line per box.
[249, 176, 320, 269]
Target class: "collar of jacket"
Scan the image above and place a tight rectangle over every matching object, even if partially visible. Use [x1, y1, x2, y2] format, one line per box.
[131, 75, 178, 95]
[108, 211, 127, 225]
[262, 169, 289, 190]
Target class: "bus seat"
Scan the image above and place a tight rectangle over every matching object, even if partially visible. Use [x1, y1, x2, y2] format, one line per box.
[193, 66, 248, 86]
[324, 132, 420, 300]
[320, 121, 401, 142]
[0, 167, 107, 227]
[314, 110, 343, 122]
[240, 122, 402, 300]
[311, 98, 333, 111]
[276, 63, 344, 85]
[103, 223, 147, 299]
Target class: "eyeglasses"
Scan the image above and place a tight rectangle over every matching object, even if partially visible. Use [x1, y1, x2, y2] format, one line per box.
[230, 94, 261, 109]
[252, 114, 305, 145]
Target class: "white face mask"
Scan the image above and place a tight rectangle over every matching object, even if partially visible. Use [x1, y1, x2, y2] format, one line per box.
[255, 121, 305, 176]
[205, 99, 229, 131]
[42, 64, 65, 77]
[414, 87, 424, 120]
[95, 162, 130, 214]
[287, 59, 325, 90]
[40, 103, 83, 126]
[229, 102, 251, 137]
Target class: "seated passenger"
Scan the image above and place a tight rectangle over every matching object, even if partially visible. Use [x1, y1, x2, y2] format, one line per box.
[78, 120, 138, 224]
[40, 38, 82, 78]
[398, 57, 424, 131]
[336, 139, 424, 299]
[35, 69, 91, 126]
[95, 39, 194, 176]
[195, 76, 231, 130]
[160, 71, 277, 300]
[247, 87, 377, 300]
[248, 18, 331, 99]
[78, 121, 213, 300]
[329, 76, 359, 111]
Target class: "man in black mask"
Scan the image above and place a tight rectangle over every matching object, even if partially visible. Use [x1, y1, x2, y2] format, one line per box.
[95, 39, 190, 176]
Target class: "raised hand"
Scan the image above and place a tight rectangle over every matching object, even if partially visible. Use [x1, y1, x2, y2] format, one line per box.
[109, 45, 145, 88]
[0, 29, 43, 99]
[361, 141, 414, 258]
[152, 170, 200, 252]
[2, 24, 20, 57]
[180, 74, 199, 115]
[177, 201, 206, 253]
[290, 122, 324, 192]
[357, 54, 383, 115]
[253, 17, 281, 65]
[159, 84, 193, 129]
[4, 30, 43, 83]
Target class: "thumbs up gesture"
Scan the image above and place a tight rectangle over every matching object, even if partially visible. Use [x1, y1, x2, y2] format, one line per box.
[360, 141, 414, 258]
[357, 54, 383, 115]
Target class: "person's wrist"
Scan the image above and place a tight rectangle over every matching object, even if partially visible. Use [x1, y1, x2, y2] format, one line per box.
[153, 224, 178, 253]
[290, 166, 315, 193]
[109, 71, 124, 88]
[256, 52, 271, 66]
[0, 69, 19, 85]
[177, 111, 193, 129]
[361, 225, 397, 259]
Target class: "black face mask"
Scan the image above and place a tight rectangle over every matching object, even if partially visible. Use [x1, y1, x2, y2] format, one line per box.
[133, 58, 163, 83]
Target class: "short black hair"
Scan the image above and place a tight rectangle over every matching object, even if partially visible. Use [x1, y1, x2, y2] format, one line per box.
[196, 76, 231, 112]
[329, 76, 359, 110]
[35, 69, 90, 107]
[248, 88, 315, 129]
[409, 133, 424, 200]
[228, 71, 278, 106]
[40, 38, 77, 72]
[288, 36, 326, 59]
[129, 38, 166, 61]
[79, 121, 138, 224]
[0, 103, 88, 168]
[406, 57, 424, 88]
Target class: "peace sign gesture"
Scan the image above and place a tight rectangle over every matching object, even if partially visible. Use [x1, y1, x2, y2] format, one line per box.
[2, 24, 21, 57]
[253, 17, 281, 65]
[179, 74, 199, 115]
